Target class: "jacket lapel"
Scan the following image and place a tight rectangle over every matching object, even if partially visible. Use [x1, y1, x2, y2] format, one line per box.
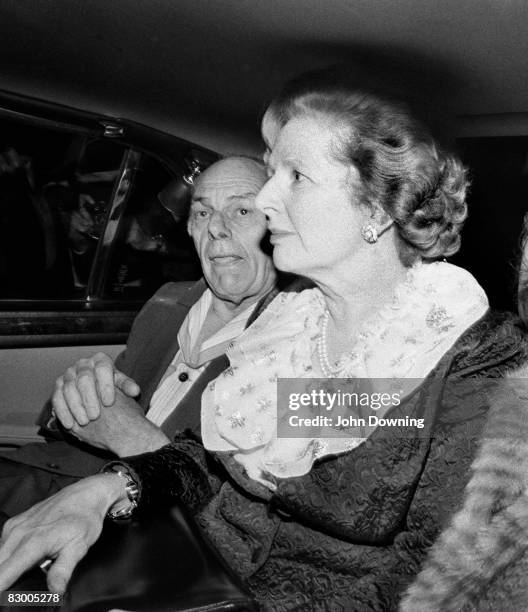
[137, 279, 208, 411]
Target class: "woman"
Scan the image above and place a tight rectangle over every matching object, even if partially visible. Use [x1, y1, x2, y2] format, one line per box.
[1, 79, 527, 610]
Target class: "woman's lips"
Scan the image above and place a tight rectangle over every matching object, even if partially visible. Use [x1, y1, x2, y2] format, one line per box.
[269, 230, 293, 245]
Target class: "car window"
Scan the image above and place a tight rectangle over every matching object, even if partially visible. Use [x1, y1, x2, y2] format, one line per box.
[0, 121, 126, 301]
[0, 115, 205, 313]
[102, 154, 201, 300]
[0, 109, 215, 349]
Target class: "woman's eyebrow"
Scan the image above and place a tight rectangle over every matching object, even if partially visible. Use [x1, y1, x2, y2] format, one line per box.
[282, 156, 311, 172]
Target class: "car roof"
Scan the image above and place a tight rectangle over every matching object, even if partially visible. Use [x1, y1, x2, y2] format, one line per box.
[1, 0, 528, 152]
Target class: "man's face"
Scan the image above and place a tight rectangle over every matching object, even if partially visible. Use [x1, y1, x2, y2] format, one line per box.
[188, 158, 276, 306]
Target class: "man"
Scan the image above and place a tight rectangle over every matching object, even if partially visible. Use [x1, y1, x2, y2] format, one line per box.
[0, 155, 277, 519]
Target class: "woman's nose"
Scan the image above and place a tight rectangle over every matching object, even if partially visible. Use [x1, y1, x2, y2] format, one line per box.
[207, 211, 231, 239]
[255, 178, 279, 216]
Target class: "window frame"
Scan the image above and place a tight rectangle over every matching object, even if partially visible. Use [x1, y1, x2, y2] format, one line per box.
[0, 90, 218, 347]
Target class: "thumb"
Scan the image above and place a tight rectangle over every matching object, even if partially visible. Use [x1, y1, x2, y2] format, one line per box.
[46, 544, 85, 595]
[114, 371, 141, 397]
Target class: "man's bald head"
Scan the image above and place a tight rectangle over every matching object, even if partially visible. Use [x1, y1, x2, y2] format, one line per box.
[188, 155, 275, 308]
[192, 156, 267, 196]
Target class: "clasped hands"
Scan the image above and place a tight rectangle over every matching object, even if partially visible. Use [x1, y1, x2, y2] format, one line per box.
[51, 352, 170, 456]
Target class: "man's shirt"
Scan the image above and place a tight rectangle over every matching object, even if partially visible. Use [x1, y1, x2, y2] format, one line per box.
[146, 289, 255, 426]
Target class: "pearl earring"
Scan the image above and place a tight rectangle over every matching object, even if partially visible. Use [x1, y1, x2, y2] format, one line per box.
[361, 224, 378, 244]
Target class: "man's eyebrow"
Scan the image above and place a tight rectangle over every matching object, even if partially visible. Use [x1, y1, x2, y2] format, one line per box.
[227, 191, 257, 201]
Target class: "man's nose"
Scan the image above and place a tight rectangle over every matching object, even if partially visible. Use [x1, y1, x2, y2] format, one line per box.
[207, 211, 231, 239]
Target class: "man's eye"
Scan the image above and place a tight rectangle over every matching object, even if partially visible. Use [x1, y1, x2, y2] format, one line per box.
[194, 210, 209, 218]
[237, 207, 250, 216]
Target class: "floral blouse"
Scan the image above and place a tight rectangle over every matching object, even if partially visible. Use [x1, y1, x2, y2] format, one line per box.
[201, 261, 489, 485]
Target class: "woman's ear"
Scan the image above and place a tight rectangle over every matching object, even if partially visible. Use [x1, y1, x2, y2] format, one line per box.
[370, 204, 393, 237]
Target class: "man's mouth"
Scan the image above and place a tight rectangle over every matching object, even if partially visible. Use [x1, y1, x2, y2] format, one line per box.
[209, 255, 243, 265]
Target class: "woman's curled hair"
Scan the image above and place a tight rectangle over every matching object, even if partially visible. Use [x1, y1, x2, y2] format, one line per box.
[269, 88, 469, 260]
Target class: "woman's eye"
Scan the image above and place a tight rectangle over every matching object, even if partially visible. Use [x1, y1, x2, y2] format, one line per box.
[194, 210, 209, 219]
[293, 170, 304, 182]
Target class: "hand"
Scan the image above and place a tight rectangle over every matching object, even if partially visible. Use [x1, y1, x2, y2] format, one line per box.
[126, 218, 168, 253]
[52, 352, 141, 428]
[69, 389, 170, 456]
[0, 474, 125, 594]
[0, 147, 30, 174]
[0, 147, 34, 187]
[68, 195, 97, 254]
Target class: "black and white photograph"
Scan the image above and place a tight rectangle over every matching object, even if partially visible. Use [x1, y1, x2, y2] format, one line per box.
[1, 1, 528, 610]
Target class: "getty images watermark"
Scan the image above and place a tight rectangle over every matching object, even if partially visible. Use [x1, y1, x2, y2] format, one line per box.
[276, 378, 431, 439]
[276, 377, 507, 440]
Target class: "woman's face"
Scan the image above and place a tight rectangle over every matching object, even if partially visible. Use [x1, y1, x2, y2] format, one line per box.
[256, 114, 368, 278]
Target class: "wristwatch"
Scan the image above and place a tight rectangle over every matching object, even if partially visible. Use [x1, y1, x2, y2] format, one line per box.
[102, 462, 140, 520]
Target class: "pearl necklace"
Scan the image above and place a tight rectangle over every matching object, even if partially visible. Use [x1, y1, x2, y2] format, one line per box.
[317, 308, 339, 377]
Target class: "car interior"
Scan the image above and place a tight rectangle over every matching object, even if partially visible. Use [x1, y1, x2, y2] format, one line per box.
[1, 0, 528, 610]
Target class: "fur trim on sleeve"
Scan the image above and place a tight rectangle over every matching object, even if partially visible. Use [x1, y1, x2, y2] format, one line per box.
[400, 364, 528, 611]
[122, 439, 215, 514]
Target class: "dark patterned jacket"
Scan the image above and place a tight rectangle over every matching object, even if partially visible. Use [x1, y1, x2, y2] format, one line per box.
[125, 310, 528, 611]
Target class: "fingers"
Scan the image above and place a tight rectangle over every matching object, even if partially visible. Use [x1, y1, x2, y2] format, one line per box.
[52, 358, 104, 428]
[114, 371, 141, 398]
[52, 353, 140, 429]
[0, 550, 38, 591]
[59, 366, 91, 426]
[78, 206, 95, 225]
[46, 542, 87, 594]
[93, 353, 117, 406]
[0, 149, 19, 174]
[52, 378, 75, 429]
[0, 517, 21, 559]
[75, 363, 102, 419]
[0, 477, 112, 593]
[70, 209, 94, 233]
[4, 148, 22, 168]
[78, 193, 95, 210]
[0, 528, 49, 592]
[0, 148, 28, 175]
[92, 352, 140, 403]
[0, 525, 86, 594]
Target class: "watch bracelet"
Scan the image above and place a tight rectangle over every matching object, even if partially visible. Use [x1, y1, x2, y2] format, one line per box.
[101, 461, 141, 520]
